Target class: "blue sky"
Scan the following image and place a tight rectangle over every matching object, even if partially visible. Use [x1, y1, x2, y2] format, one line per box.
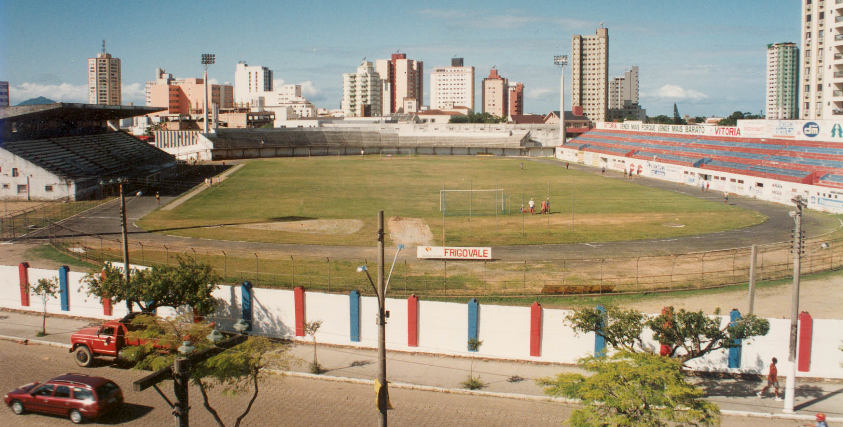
[0, 0, 799, 117]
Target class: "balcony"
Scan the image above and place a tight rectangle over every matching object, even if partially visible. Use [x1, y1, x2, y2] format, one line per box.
[835, 90, 843, 96]
[834, 71, 843, 77]
[833, 109, 843, 115]
[836, 34, 843, 41]
[836, 53, 843, 60]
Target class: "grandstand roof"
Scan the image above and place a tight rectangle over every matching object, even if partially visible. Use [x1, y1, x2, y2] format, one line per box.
[0, 103, 165, 123]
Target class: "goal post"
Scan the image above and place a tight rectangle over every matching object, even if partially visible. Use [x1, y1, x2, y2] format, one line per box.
[440, 189, 506, 216]
[379, 148, 414, 158]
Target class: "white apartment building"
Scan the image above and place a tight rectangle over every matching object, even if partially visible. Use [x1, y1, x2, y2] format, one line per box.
[607, 66, 645, 121]
[342, 61, 382, 117]
[767, 42, 799, 120]
[430, 58, 475, 112]
[234, 63, 273, 106]
[266, 84, 316, 118]
[800, 2, 843, 119]
[0, 81, 8, 107]
[88, 45, 121, 105]
[572, 28, 609, 122]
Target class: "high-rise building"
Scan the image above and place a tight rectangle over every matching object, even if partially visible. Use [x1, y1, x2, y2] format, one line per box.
[482, 69, 508, 118]
[767, 42, 799, 120]
[607, 66, 645, 121]
[800, 3, 840, 119]
[507, 82, 524, 116]
[88, 41, 121, 105]
[376, 53, 423, 114]
[572, 28, 609, 122]
[430, 57, 475, 111]
[145, 69, 233, 115]
[342, 61, 382, 117]
[0, 81, 9, 107]
[234, 63, 273, 106]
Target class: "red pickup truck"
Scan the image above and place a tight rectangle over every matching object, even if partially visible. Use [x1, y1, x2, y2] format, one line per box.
[69, 313, 170, 367]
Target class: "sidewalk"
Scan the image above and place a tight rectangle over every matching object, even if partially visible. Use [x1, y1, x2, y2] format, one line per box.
[2, 309, 840, 422]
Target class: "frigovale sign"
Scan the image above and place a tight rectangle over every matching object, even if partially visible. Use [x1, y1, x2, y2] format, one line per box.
[417, 246, 492, 260]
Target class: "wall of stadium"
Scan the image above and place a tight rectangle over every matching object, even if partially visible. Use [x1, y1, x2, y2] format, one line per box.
[0, 148, 78, 201]
[596, 119, 843, 142]
[3, 263, 842, 379]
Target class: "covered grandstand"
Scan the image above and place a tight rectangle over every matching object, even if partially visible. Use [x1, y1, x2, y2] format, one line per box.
[557, 120, 843, 213]
[0, 103, 175, 200]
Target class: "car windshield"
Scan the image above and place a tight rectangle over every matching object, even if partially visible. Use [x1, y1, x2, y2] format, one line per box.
[95, 381, 120, 398]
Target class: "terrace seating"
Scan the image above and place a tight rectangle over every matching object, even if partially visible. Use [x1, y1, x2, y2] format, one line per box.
[1, 132, 174, 180]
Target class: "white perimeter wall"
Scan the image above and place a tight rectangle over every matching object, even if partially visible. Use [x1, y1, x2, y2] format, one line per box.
[2, 264, 841, 378]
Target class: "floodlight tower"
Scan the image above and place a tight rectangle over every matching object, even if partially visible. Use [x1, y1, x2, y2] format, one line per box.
[554, 55, 568, 146]
[201, 54, 215, 134]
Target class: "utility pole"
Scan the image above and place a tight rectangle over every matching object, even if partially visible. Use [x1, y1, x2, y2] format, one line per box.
[173, 358, 190, 427]
[377, 210, 387, 427]
[747, 244, 757, 314]
[783, 196, 805, 413]
[119, 180, 131, 312]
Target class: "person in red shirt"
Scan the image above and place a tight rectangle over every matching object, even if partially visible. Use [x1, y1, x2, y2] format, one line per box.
[757, 357, 782, 401]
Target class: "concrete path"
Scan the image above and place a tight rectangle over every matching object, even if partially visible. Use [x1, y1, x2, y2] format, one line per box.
[1, 309, 839, 423]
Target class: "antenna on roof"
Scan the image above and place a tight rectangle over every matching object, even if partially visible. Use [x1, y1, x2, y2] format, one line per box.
[599, 22, 604, 28]
[102, 39, 106, 54]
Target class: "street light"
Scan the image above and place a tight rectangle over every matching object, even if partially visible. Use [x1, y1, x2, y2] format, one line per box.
[201, 54, 215, 135]
[782, 196, 828, 413]
[553, 55, 568, 146]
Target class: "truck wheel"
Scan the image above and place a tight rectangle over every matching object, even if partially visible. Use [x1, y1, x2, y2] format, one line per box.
[69, 409, 84, 424]
[11, 400, 24, 415]
[75, 346, 94, 367]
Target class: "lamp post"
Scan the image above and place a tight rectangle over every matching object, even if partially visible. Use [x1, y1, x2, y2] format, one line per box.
[782, 196, 828, 413]
[357, 212, 405, 427]
[553, 55, 568, 146]
[201, 54, 215, 135]
[174, 340, 195, 427]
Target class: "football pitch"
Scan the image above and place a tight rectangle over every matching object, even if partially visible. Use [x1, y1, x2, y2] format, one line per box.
[137, 156, 767, 246]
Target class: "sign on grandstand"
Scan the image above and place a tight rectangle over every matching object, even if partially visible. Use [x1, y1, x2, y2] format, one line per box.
[596, 118, 843, 142]
[417, 246, 492, 260]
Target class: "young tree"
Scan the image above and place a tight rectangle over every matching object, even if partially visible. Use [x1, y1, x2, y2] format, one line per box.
[565, 306, 769, 367]
[303, 320, 323, 374]
[83, 256, 220, 315]
[538, 351, 720, 427]
[461, 338, 485, 390]
[124, 314, 291, 427]
[32, 277, 61, 336]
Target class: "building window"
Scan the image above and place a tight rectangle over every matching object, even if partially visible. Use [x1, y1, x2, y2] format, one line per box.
[45, 185, 53, 192]
[11, 168, 18, 177]
[1, 184, 9, 189]
[17, 185, 27, 194]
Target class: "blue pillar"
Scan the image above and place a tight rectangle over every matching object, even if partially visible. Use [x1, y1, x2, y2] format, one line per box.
[468, 298, 479, 351]
[594, 305, 606, 357]
[349, 290, 360, 342]
[728, 309, 742, 369]
[241, 281, 253, 331]
[58, 266, 69, 311]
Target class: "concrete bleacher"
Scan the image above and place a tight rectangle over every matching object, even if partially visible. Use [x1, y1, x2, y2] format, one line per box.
[1, 131, 174, 180]
[574, 128, 843, 186]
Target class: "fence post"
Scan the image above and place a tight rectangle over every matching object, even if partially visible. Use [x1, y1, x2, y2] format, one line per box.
[599, 259, 604, 294]
[222, 250, 227, 281]
[636, 257, 640, 288]
[291, 255, 295, 288]
[732, 249, 737, 285]
[443, 260, 447, 295]
[327, 257, 331, 293]
[164, 245, 169, 265]
[523, 261, 527, 291]
[254, 253, 259, 285]
[670, 255, 677, 290]
[190, 247, 196, 262]
[139, 242, 144, 265]
[700, 253, 706, 288]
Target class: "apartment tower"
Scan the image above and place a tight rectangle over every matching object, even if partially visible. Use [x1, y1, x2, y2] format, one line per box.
[342, 61, 382, 117]
[376, 53, 423, 114]
[482, 69, 508, 118]
[507, 82, 524, 116]
[572, 28, 609, 122]
[234, 63, 273, 106]
[800, 2, 843, 119]
[88, 41, 121, 105]
[767, 42, 799, 120]
[0, 81, 8, 107]
[430, 58, 475, 111]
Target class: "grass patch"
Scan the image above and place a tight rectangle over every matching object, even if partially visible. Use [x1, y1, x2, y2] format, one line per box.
[138, 157, 765, 246]
[25, 245, 99, 271]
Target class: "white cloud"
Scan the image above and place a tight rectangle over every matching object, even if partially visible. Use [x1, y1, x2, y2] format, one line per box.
[121, 83, 145, 103]
[299, 81, 324, 101]
[527, 87, 556, 99]
[10, 82, 88, 104]
[273, 78, 286, 89]
[642, 85, 708, 101]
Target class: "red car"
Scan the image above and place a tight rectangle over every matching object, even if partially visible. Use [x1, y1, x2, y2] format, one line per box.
[4, 373, 123, 424]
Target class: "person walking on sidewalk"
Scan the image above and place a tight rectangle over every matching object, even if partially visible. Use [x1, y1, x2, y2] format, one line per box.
[757, 357, 782, 401]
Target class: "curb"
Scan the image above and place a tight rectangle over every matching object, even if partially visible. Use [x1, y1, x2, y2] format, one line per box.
[0, 334, 71, 349]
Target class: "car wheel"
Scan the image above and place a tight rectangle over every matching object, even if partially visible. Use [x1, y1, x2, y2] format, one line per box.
[10, 400, 24, 415]
[69, 409, 83, 424]
[75, 346, 94, 367]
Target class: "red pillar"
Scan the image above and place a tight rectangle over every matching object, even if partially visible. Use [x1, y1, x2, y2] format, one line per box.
[294, 286, 305, 337]
[100, 269, 112, 316]
[530, 302, 542, 357]
[659, 307, 672, 356]
[18, 262, 30, 307]
[797, 311, 813, 372]
[408, 295, 419, 347]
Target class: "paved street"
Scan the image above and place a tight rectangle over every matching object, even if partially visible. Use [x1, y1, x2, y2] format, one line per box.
[0, 311, 840, 426]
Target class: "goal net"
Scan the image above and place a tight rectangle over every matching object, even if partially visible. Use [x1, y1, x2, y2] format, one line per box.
[440, 189, 506, 216]
[379, 148, 414, 158]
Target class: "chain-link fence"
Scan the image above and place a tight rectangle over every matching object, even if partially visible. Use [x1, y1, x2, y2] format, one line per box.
[0, 198, 115, 240]
[38, 221, 843, 299]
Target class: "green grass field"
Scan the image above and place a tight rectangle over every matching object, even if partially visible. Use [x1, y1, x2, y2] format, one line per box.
[137, 157, 767, 246]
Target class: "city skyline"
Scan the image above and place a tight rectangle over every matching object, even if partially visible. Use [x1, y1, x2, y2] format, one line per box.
[0, 0, 798, 117]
